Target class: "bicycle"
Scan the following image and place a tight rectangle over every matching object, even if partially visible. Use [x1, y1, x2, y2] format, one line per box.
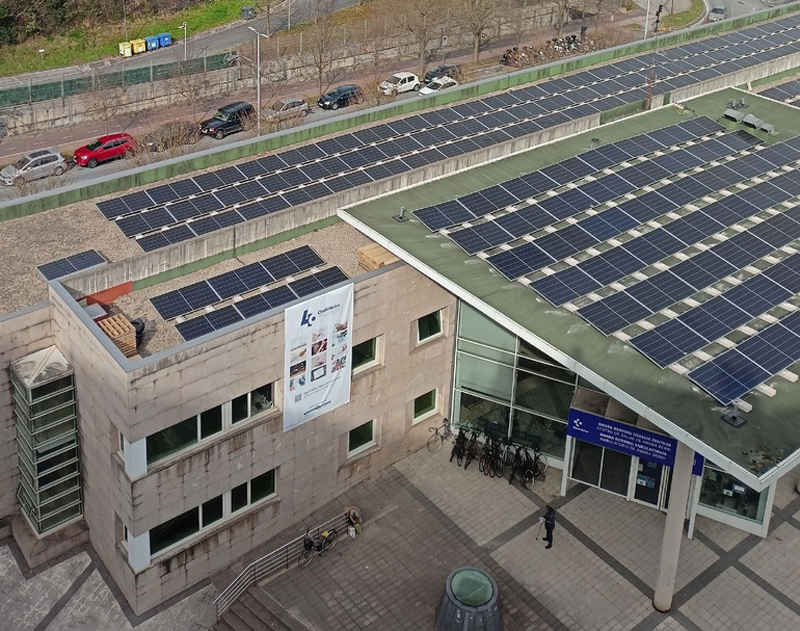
[463, 430, 480, 470]
[451, 427, 468, 466]
[298, 527, 338, 567]
[427, 417, 453, 452]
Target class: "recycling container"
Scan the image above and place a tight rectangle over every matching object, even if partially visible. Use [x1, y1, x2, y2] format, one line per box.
[158, 32, 172, 47]
[145, 36, 160, 51]
[119, 42, 132, 57]
[130, 39, 146, 54]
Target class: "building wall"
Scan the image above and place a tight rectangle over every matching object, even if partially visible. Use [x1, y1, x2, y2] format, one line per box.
[52, 263, 455, 613]
[0, 303, 55, 521]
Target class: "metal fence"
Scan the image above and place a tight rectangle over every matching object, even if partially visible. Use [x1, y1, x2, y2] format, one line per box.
[0, 52, 231, 108]
[212, 510, 351, 619]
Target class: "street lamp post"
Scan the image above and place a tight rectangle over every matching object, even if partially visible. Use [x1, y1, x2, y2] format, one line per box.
[38, 49, 45, 68]
[179, 22, 188, 61]
[247, 26, 270, 133]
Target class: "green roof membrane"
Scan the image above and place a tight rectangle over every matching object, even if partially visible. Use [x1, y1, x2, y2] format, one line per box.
[341, 89, 800, 490]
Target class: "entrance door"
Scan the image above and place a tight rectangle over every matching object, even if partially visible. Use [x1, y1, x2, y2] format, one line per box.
[632, 458, 666, 507]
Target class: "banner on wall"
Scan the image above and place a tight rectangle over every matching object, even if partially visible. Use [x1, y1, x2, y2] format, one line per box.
[283, 284, 354, 431]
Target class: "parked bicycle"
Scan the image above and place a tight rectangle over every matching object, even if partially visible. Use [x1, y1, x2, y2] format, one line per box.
[451, 427, 468, 465]
[298, 527, 338, 567]
[427, 417, 453, 452]
[463, 430, 480, 470]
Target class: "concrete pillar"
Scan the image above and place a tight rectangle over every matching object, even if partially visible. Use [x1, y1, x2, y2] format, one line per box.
[653, 441, 694, 612]
[127, 529, 150, 572]
[124, 437, 147, 479]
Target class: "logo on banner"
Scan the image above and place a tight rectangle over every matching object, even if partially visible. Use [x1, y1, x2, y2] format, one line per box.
[300, 310, 316, 327]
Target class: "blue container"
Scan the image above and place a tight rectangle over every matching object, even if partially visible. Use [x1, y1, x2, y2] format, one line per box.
[145, 36, 160, 51]
[157, 32, 172, 47]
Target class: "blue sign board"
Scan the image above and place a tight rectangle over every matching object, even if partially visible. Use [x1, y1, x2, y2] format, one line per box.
[567, 409, 678, 467]
[693, 453, 705, 476]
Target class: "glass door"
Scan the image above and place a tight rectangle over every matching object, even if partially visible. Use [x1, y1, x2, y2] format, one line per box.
[632, 458, 666, 507]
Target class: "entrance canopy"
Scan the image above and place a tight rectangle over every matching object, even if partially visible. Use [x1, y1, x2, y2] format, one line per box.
[340, 90, 800, 491]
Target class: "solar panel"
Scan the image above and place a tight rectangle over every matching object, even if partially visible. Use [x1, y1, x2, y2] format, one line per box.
[38, 250, 107, 281]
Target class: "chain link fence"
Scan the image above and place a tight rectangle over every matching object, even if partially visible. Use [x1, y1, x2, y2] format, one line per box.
[0, 52, 231, 108]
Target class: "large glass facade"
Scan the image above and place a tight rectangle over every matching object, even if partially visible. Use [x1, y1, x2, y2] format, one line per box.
[698, 462, 769, 524]
[453, 303, 583, 460]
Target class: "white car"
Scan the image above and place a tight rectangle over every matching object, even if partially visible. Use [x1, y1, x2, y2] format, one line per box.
[418, 76, 459, 96]
[0, 149, 69, 186]
[379, 72, 421, 96]
[708, 5, 727, 21]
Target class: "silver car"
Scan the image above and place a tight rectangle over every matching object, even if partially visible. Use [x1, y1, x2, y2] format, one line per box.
[263, 98, 310, 126]
[0, 149, 69, 186]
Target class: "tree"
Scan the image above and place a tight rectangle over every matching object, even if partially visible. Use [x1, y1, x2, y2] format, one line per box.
[387, 0, 451, 77]
[458, 0, 497, 63]
[553, 0, 571, 38]
[302, 0, 343, 96]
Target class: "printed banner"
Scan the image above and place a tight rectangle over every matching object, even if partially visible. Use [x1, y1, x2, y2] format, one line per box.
[284, 284, 353, 431]
[567, 409, 678, 468]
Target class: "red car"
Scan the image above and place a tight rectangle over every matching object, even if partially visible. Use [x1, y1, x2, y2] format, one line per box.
[74, 133, 136, 168]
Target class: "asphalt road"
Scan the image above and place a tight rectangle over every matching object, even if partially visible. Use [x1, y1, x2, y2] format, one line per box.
[0, 0, 361, 89]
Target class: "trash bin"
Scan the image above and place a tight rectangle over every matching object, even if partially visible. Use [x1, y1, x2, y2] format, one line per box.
[130, 39, 147, 54]
[157, 32, 172, 47]
[241, 6, 255, 19]
[435, 567, 503, 631]
[145, 35, 160, 51]
[119, 41, 132, 57]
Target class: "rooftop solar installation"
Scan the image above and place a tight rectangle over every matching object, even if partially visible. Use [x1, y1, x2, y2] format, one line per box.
[175, 266, 349, 341]
[96, 13, 800, 251]
[760, 77, 800, 104]
[37, 250, 107, 281]
[150, 245, 324, 321]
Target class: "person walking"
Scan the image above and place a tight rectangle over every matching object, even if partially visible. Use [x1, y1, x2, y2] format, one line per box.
[544, 506, 556, 550]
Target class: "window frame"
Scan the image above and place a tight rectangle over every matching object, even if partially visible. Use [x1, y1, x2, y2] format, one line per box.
[352, 336, 381, 373]
[347, 420, 376, 457]
[413, 389, 438, 423]
[417, 309, 443, 344]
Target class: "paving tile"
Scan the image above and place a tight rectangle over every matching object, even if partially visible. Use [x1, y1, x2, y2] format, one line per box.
[0, 547, 89, 631]
[682, 567, 800, 629]
[652, 617, 690, 631]
[740, 522, 800, 608]
[692, 515, 749, 551]
[773, 474, 799, 510]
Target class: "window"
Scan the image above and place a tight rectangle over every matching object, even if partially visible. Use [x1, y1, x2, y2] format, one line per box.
[149, 468, 276, 556]
[413, 390, 437, 421]
[348, 420, 375, 455]
[417, 310, 442, 342]
[352, 337, 378, 371]
[146, 417, 202, 464]
[232, 383, 274, 424]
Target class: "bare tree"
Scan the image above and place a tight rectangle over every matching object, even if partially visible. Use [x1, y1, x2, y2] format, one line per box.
[91, 70, 125, 136]
[167, 63, 210, 124]
[359, 18, 394, 106]
[386, 0, 451, 77]
[553, 0, 571, 38]
[302, 0, 343, 96]
[458, 0, 498, 63]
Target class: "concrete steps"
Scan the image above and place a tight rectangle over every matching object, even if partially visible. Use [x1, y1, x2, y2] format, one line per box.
[217, 587, 307, 631]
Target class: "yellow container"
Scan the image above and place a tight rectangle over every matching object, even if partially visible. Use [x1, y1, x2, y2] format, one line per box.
[119, 42, 132, 57]
[130, 39, 147, 54]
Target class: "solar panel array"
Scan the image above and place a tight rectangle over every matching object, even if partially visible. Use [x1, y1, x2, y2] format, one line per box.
[413, 111, 800, 404]
[150, 245, 325, 320]
[760, 77, 800, 104]
[96, 13, 800, 251]
[175, 266, 349, 342]
[37, 250, 107, 281]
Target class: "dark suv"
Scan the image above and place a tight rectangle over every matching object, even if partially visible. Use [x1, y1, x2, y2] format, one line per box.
[424, 64, 462, 84]
[318, 84, 363, 110]
[199, 102, 254, 140]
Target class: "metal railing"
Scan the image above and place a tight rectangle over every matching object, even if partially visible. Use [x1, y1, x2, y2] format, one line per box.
[212, 510, 351, 619]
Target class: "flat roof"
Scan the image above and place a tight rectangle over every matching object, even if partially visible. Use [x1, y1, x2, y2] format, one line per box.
[103, 222, 372, 355]
[340, 88, 800, 490]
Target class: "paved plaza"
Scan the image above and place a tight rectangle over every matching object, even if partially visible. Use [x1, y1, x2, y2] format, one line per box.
[3, 445, 800, 630]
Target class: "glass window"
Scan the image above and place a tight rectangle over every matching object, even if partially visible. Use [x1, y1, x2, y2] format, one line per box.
[414, 390, 437, 419]
[417, 311, 442, 342]
[458, 303, 516, 351]
[352, 338, 377, 369]
[456, 391, 510, 438]
[456, 353, 514, 402]
[511, 410, 567, 458]
[149, 507, 199, 554]
[146, 418, 197, 464]
[698, 465, 769, 523]
[514, 370, 573, 420]
[200, 406, 222, 439]
[249, 384, 273, 417]
[232, 394, 249, 423]
[348, 420, 375, 454]
[231, 483, 248, 513]
[202, 496, 223, 527]
[571, 440, 602, 486]
[251, 470, 276, 503]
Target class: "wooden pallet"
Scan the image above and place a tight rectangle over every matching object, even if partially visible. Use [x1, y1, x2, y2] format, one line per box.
[98, 314, 137, 358]
[357, 243, 399, 272]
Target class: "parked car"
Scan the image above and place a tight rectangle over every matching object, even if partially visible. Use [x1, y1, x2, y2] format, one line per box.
[74, 133, 136, 168]
[199, 102, 254, 140]
[263, 97, 310, 126]
[379, 72, 421, 96]
[419, 76, 460, 96]
[318, 84, 364, 110]
[0, 149, 69, 186]
[143, 121, 201, 152]
[424, 64, 462, 84]
[708, 5, 727, 21]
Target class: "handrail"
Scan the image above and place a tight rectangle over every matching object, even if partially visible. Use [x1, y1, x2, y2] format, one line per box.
[212, 510, 351, 619]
